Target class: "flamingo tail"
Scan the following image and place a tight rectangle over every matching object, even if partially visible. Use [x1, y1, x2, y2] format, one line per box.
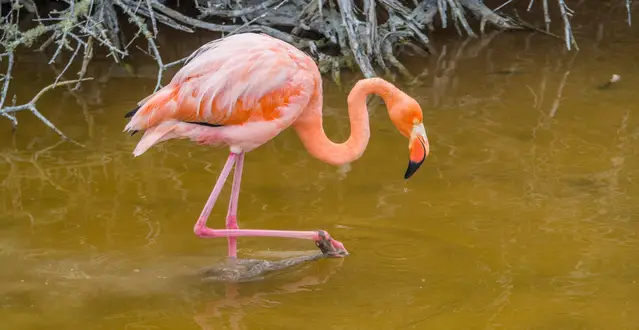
[132, 121, 181, 157]
[124, 107, 139, 118]
[124, 106, 141, 136]
[124, 88, 177, 134]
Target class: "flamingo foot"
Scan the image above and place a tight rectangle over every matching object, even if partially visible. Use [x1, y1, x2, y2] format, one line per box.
[193, 226, 349, 257]
[314, 230, 348, 258]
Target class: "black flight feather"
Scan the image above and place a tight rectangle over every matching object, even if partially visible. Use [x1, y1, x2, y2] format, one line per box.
[125, 104, 224, 137]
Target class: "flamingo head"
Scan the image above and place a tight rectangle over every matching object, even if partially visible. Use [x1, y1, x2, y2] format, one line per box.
[388, 98, 430, 179]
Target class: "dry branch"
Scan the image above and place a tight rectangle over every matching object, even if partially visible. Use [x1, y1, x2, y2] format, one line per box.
[0, 52, 17, 128]
[0, 76, 92, 145]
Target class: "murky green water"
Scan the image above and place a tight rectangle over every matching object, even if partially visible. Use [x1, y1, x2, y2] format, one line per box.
[2, 4, 639, 329]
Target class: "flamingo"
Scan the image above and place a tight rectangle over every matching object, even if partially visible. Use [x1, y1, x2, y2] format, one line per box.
[123, 32, 430, 259]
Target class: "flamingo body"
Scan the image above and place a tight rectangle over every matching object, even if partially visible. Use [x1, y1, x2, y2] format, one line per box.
[125, 33, 319, 156]
[124, 32, 430, 260]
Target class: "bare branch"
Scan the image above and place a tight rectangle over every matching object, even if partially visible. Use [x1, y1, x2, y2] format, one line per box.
[626, 0, 632, 26]
[0, 78, 93, 146]
[199, 0, 282, 18]
[0, 52, 17, 128]
[557, 0, 578, 51]
[337, 0, 376, 78]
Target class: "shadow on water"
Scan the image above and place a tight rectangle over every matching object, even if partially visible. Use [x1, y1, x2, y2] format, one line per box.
[2, 1, 639, 329]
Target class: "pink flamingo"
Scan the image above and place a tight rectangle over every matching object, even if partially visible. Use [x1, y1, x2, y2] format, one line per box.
[124, 33, 430, 259]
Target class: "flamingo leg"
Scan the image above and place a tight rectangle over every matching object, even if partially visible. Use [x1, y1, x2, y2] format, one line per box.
[225, 152, 244, 258]
[193, 152, 349, 258]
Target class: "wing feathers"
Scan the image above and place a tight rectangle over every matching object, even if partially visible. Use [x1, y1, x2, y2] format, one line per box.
[124, 33, 320, 152]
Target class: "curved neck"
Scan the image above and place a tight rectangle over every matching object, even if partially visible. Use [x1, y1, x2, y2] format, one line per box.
[292, 78, 402, 166]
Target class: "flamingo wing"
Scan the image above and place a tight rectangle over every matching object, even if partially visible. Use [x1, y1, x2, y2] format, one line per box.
[124, 33, 317, 132]
[124, 33, 320, 156]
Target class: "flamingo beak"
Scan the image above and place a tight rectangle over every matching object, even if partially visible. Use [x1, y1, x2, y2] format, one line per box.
[405, 123, 430, 179]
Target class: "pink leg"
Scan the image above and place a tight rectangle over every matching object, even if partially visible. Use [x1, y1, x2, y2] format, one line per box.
[225, 152, 244, 258]
[194, 152, 349, 258]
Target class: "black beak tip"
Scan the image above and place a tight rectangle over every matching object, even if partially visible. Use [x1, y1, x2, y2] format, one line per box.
[404, 160, 423, 179]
